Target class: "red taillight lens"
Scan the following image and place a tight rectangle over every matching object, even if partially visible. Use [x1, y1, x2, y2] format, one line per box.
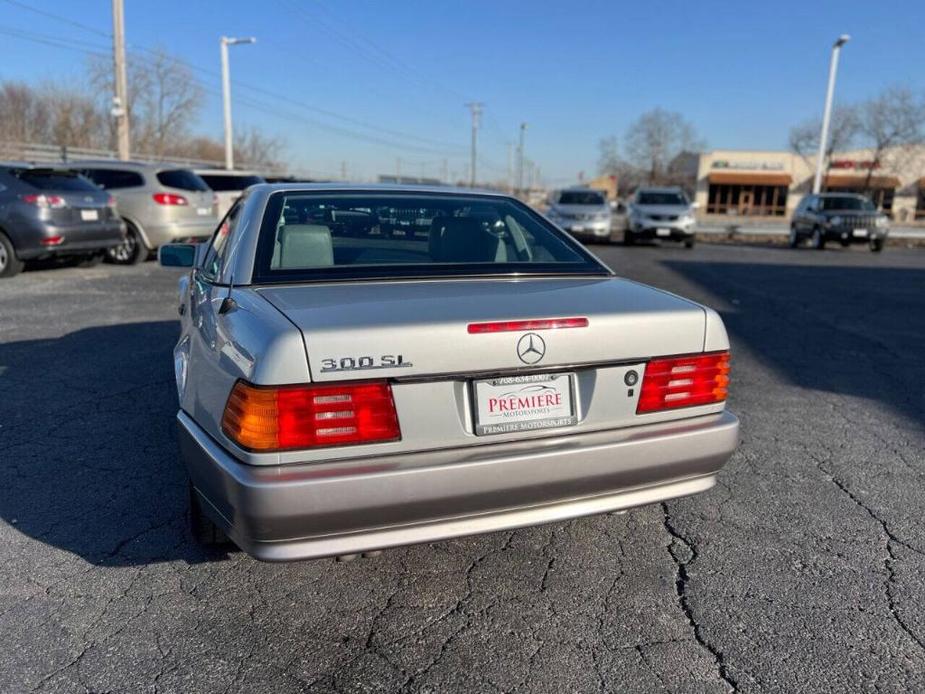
[21, 194, 66, 209]
[221, 380, 401, 452]
[152, 193, 188, 206]
[106, 195, 116, 208]
[40, 235, 64, 246]
[637, 351, 730, 414]
[467, 317, 589, 334]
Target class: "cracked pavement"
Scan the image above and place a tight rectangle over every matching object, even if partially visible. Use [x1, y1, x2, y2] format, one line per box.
[1, 243, 923, 693]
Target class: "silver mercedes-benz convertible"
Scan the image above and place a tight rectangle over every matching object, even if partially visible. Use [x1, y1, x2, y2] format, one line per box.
[159, 184, 739, 562]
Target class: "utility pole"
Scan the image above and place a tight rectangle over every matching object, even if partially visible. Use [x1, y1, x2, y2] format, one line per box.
[441, 158, 448, 184]
[396, 157, 402, 179]
[813, 34, 850, 194]
[465, 102, 483, 187]
[517, 122, 528, 195]
[111, 0, 130, 160]
[220, 36, 256, 170]
[507, 142, 514, 194]
[340, 161, 347, 180]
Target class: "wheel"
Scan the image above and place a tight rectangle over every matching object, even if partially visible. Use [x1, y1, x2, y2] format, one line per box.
[623, 230, 635, 246]
[0, 231, 24, 278]
[188, 482, 229, 546]
[76, 253, 105, 268]
[811, 227, 825, 250]
[788, 225, 800, 248]
[683, 237, 695, 249]
[870, 238, 884, 252]
[107, 222, 147, 265]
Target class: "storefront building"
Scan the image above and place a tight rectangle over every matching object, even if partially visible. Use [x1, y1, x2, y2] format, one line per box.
[694, 147, 925, 223]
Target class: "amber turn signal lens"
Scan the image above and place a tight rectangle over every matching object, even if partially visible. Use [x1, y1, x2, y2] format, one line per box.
[221, 380, 400, 452]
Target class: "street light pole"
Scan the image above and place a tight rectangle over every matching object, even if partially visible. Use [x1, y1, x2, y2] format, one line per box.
[220, 36, 256, 170]
[465, 102, 483, 187]
[813, 34, 850, 194]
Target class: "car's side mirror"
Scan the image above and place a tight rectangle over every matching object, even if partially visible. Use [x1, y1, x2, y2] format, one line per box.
[159, 243, 197, 268]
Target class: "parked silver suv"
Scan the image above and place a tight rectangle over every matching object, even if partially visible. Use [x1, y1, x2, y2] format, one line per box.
[72, 161, 218, 264]
[544, 188, 613, 243]
[626, 187, 696, 248]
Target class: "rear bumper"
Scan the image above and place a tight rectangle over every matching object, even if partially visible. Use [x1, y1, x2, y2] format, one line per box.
[629, 223, 695, 241]
[142, 219, 216, 248]
[178, 409, 739, 562]
[15, 220, 126, 259]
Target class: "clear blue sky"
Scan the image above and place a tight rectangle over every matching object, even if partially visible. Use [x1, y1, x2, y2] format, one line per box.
[1, 0, 923, 183]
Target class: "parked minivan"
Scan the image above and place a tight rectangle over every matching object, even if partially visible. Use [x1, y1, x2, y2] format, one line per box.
[194, 169, 265, 218]
[0, 163, 125, 278]
[72, 161, 218, 264]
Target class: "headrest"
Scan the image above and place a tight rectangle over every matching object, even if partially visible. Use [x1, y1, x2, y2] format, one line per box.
[430, 217, 500, 263]
[278, 224, 334, 268]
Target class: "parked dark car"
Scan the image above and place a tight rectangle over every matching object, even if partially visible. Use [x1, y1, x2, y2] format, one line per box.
[0, 163, 125, 278]
[790, 193, 889, 252]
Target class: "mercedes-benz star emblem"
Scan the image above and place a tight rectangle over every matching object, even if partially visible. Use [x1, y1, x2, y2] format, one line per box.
[516, 332, 546, 365]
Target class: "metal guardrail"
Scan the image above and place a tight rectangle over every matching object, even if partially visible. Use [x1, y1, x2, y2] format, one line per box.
[0, 140, 228, 169]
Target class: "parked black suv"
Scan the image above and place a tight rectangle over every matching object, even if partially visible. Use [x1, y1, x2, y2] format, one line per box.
[0, 163, 126, 278]
[790, 193, 889, 252]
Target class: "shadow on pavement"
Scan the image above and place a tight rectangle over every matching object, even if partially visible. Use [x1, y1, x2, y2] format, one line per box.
[663, 260, 925, 429]
[0, 321, 227, 566]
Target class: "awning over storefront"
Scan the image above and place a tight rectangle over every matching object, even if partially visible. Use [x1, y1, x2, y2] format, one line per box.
[707, 172, 792, 186]
[823, 175, 901, 189]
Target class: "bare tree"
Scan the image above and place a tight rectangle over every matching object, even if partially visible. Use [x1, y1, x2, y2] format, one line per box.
[624, 108, 704, 185]
[40, 83, 108, 149]
[0, 82, 51, 145]
[788, 105, 860, 171]
[856, 85, 925, 191]
[597, 136, 620, 176]
[89, 48, 204, 157]
[233, 127, 283, 169]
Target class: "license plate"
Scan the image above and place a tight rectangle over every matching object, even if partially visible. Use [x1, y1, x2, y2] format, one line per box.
[472, 372, 577, 436]
[196, 207, 211, 216]
[852, 228, 868, 237]
[80, 209, 99, 221]
[656, 228, 671, 237]
[571, 225, 585, 232]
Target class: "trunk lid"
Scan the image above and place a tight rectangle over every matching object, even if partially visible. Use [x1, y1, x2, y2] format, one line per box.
[258, 277, 706, 382]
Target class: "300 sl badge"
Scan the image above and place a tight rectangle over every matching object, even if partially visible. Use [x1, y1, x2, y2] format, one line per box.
[320, 354, 413, 372]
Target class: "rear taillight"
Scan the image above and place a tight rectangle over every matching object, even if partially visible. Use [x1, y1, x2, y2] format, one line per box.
[106, 195, 116, 208]
[637, 351, 730, 414]
[152, 193, 188, 206]
[20, 194, 66, 209]
[40, 235, 64, 246]
[221, 380, 401, 452]
[467, 317, 588, 334]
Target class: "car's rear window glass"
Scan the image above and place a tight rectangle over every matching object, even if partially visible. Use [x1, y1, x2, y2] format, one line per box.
[253, 192, 607, 282]
[84, 168, 145, 189]
[820, 196, 876, 211]
[14, 170, 99, 192]
[200, 174, 264, 191]
[637, 192, 687, 205]
[156, 169, 210, 192]
[558, 191, 605, 205]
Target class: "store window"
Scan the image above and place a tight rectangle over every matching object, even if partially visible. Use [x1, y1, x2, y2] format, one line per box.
[706, 184, 788, 216]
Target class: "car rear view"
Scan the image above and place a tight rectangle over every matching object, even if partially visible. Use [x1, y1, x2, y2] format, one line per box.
[165, 186, 738, 561]
[0, 165, 124, 278]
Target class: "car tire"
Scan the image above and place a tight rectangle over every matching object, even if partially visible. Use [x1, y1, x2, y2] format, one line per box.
[870, 238, 884, 253]
[107, 222, 147, 265]
[76, 253, 105, 268]
[0, 231, 24, 278]
[683, 237, 695, 249]
[811, 227, 826, 250]
[788, 225, 800, 249]
[188, 482, 230, 547]
[623, 230, 635, 246]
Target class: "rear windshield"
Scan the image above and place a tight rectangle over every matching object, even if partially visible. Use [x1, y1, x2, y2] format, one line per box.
[558, 191, 604, 205]
[13, 169, 99, 192]
[199, 174, 264, 191]
[636, 191, 687, 206]
[253, 192, 608, 283]
[156, 169, 209, 192]
[820, 196, 876, 211]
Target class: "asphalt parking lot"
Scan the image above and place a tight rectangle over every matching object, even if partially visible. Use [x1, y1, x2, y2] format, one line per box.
[1, 242, 924, 693]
